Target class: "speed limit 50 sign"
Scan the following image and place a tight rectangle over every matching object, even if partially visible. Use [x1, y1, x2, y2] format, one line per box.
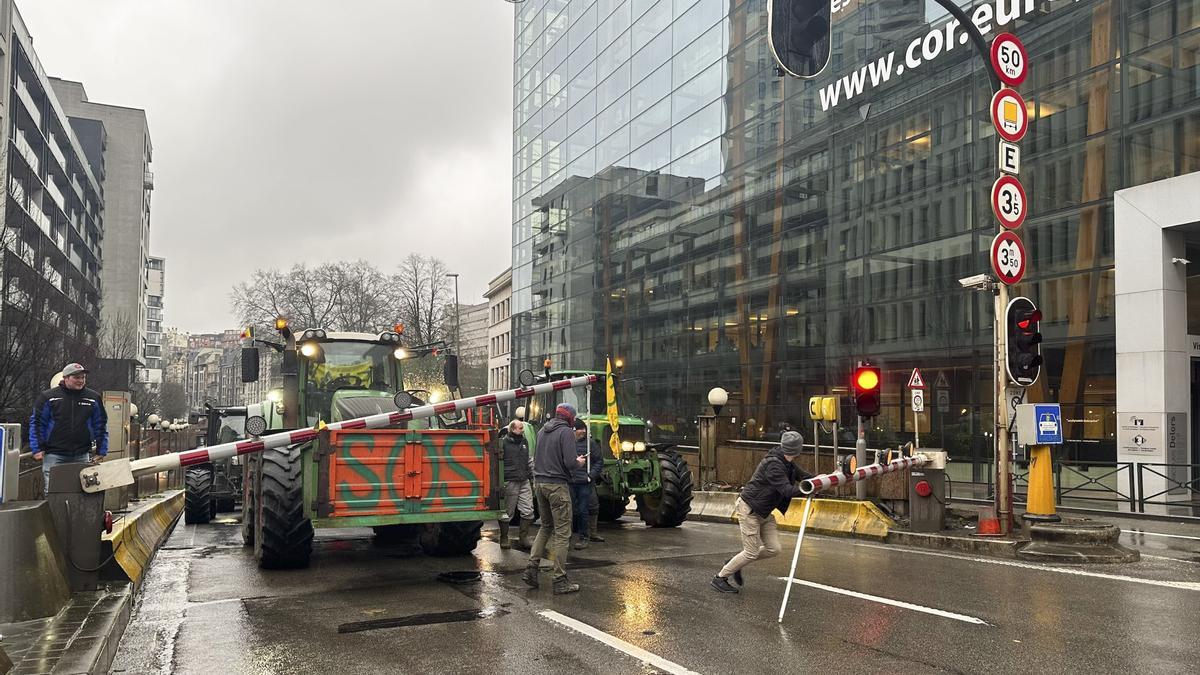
[990, 33, 1028, 87]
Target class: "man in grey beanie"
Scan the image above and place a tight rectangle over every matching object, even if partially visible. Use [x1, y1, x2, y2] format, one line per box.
[712, 430, 814, 594]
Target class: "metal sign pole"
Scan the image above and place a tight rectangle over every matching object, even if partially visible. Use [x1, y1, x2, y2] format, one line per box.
[777, 496, 815, 623]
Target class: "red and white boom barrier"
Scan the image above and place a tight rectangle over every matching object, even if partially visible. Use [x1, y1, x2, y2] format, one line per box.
[798, 454, 927, 496]
[79, 374, 600, 493]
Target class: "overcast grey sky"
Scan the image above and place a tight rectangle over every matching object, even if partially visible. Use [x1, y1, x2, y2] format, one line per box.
[21, 1, 515, 334]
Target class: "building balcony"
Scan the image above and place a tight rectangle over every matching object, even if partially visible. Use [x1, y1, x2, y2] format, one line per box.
[46, 180, 65, 213]
[143, 171, 154, 190]
[46, 134, 66, 171]
[14, 79, 41, 126]
[11, 133, 39, 175]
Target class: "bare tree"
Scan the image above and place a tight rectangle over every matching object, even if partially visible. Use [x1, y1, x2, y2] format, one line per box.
[231, 260, 404, 333]
[97, 308, 140, 360]
[331, 260, 401, 333]
[394, 254, 452, 346]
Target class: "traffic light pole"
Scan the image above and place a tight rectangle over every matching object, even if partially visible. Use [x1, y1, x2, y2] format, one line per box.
[856, 414, 867, 501]
[995, 284, 1013, 535]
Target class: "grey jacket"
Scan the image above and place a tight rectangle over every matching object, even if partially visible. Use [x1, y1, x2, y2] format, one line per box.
[533, 417, 577, 484]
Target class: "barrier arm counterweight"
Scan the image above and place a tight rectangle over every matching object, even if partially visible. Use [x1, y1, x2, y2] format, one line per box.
[776, 454, 928, 622]
[79, 375, 601, 493]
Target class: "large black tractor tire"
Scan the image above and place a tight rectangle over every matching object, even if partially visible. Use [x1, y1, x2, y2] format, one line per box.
[636, 449, 694, 528]
[184, 467, 214, 525]
[241, 457, 256, 547]
[418, 521, 483, 557]
[597, 496, 629, 522]
[254, 448, 314, 569]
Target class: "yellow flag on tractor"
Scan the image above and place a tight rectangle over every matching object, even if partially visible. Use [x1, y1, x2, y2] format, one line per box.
[606, 357, 621, 457]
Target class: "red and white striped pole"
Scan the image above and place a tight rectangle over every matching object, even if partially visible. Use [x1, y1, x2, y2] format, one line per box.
[798, 454, 927, 496]
[80, 374, 599, 493]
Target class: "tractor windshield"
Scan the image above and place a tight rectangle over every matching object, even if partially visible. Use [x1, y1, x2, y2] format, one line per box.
[304, 341, 398, 392]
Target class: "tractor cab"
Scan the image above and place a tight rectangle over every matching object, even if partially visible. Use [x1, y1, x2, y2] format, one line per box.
[244, 324, 463, 433]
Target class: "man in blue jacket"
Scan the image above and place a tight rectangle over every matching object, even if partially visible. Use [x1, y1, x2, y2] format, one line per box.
[30, 363, 108, 493]
[712, 430, 813, 594]
[523, 402, 587, 595]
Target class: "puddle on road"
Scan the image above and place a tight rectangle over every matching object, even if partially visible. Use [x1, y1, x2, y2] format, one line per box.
[337, 604, 512, 634]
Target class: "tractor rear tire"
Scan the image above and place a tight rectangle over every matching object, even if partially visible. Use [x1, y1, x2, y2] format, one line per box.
[184, 467, 214, 525]
[597, 497, 628, 522]
[418, 521, 483, 557]
[636, 449, 694, 528]
[241, 457, 256, 547]
[254, 447, 313, 569]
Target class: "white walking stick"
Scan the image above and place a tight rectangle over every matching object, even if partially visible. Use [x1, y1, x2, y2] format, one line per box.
[777, 496, 814, 623]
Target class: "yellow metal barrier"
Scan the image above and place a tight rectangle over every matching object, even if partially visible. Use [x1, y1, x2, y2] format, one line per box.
[102, 490, 184, 586]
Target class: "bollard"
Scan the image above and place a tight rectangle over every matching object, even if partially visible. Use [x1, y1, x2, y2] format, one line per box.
[46, 463, 106, 591]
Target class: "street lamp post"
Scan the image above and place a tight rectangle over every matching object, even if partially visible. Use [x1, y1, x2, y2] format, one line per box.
[446, 273, 460, 351]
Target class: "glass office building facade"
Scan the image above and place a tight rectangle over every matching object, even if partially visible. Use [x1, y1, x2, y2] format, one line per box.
[510, 0, 1200, 469]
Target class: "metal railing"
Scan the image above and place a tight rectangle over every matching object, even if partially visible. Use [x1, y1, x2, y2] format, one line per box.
[961, 459, 1197, 517]
[1136, 463, 1200, 513]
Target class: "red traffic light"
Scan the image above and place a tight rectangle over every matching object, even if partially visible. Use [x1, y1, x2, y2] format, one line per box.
[1016, 309, 1042, 330]
[852, 364, 882, 418]
[854, 367, 880, 391]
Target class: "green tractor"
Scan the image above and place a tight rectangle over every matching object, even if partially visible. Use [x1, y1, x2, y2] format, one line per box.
[183, 404, 248, 525]
[239, 320, 500, 569]
[524, 367, 693, 527]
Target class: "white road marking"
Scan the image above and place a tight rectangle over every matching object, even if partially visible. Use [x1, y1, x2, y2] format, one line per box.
[1122, 529, 1200, 542]
[537, 610, 700, 675]
[847, 540, 1200, 592]
[777, 577, 989, 625]
[1139, 553, 1200, 565]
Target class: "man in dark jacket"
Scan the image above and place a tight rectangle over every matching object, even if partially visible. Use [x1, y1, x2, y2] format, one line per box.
[523, 402, 587, 594]
[499, 420, 535, 550]
[712, 430, 813, 594]
[569, 418, 603, 550]
[30, 363, 108, 493]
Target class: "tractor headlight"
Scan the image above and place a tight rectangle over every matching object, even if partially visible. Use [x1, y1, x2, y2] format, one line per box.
[299, 342, 320, 358]
[266, 389, 283, 403]
[245, 416, 267, 437]
[621, 441, 634, 453]
[394, 348, 408, 360]
[634, 441, 646, 452]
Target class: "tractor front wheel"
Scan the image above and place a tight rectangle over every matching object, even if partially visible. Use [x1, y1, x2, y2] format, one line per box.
[254, 447, 313, 569]
[184, 466, 214, 525]
[597, 497, 629, 522]
[418, 521, 483, 556]
[636, 449, 694, 528]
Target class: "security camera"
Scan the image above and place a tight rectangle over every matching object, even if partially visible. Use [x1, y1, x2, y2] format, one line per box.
[958, 273, 994, 291]
[1172, 257, 1190, 265]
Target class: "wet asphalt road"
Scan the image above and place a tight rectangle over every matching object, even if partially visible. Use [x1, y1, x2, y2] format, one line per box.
[111, 512, 1200, 675]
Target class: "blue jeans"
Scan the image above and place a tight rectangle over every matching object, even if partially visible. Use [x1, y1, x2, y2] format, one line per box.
[42, 451, 90, 494]
[569, 482, 593, 538]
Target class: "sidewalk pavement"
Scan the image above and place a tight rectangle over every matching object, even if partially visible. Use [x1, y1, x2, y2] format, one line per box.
[0, 583, 131, 675]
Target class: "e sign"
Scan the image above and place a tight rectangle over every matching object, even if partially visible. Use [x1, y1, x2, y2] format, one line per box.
[998, 141, 1020, 175]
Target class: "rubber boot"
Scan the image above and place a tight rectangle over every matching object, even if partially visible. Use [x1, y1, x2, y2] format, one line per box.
[522, 563, 540, 589]
[499, 522, 511, 550]
[588, 512, 605, 542]
[553, 575, 580, 595]
[517, 521, 532, 550]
